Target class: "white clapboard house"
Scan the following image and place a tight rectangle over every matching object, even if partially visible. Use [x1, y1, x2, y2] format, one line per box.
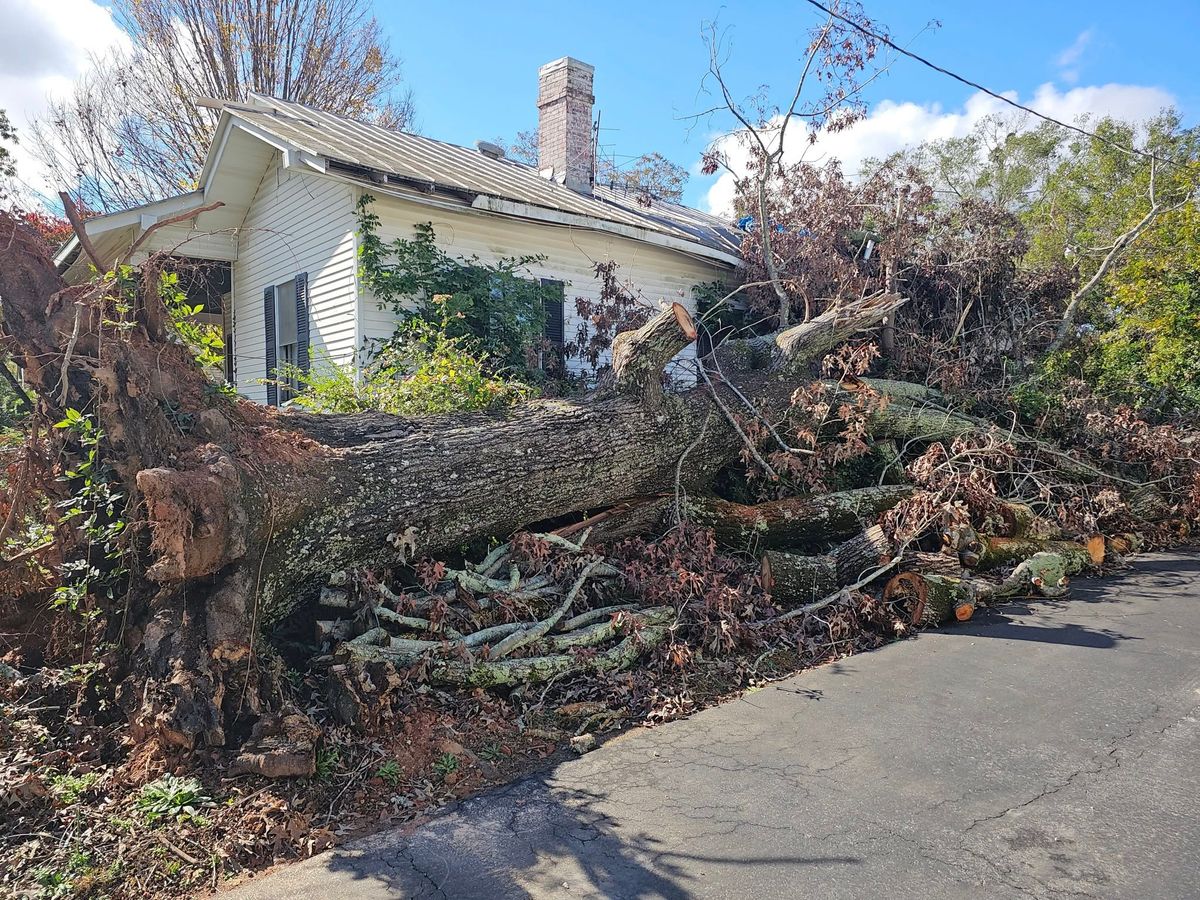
[56, 57, 740, 404]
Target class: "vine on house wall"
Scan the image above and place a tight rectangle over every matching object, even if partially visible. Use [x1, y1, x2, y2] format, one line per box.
[355, 194, 558, 372]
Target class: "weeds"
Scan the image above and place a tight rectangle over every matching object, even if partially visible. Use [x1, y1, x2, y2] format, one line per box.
[432, 753, 459, 779]
[134, 775, 214, 825]
[375, 759, 402, 787]
[49, 772, 99, 804]
[315, 746, 343, 780]
[477, 741, 505, 762]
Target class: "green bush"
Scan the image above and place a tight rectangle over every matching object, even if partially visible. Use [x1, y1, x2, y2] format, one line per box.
[357, 195, 556, 371]
[279, 309, 534, 416]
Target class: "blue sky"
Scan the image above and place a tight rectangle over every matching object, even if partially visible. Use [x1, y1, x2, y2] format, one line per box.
[2, 0, 1196, 211]
[385, 0, 1198, 210]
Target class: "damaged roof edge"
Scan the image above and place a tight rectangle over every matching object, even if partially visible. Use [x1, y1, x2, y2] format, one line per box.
[228, 95, 742, 259]
[322, 160, 741, 267]
[53, 190, 207, 271]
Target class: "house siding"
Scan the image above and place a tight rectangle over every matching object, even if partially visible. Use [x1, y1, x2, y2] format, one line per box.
[230, 163, 358, 403]
[355, 188, 731, 381]
[136, 226, 238, 262]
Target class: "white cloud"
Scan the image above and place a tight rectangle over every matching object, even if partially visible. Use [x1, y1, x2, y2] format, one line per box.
[1056, 28, 1094, 84]
[703, 82, 1176, 217]
[0, 0, 129, 201]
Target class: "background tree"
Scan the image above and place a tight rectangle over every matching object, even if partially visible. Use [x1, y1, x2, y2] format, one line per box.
[0, 109, 16, 202]
[699, 2, 895, 328]
[30, 0, 414, 212]
[505, 130, 689, 202]
[596, 152, 689, 203]
[505, 129, 540, 166]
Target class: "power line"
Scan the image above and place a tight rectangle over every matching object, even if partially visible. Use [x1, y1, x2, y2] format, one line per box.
[800, 0, 1180, 167]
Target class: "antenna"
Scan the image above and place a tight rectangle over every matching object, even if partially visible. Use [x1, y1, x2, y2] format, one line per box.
[592, 110, 600, 189]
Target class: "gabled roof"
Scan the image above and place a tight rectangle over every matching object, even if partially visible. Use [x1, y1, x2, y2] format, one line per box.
[226, 94, 742, 263]
[57, 93, 743, 277]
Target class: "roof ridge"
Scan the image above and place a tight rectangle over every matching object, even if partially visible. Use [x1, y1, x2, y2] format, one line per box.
[224, 94, 740, 259]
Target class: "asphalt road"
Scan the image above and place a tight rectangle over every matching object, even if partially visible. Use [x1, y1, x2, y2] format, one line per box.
[224, 551, 1200, 899]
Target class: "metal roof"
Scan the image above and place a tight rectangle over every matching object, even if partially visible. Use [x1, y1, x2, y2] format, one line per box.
[229, 94, 742, 262]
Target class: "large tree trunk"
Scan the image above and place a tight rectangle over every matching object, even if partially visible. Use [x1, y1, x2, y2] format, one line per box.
[0, 212, 905, 748]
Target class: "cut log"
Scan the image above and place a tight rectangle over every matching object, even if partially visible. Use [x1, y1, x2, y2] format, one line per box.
[898, 549, 964, 577]
[832, 524, 895, 586]
[884, 571, 974, 626]
[760, 552, 838, 605]
[1105, 532, 1145, 558]
[606, 302, 696, 403]
[751, 293, 904, 373]
[688, 485, 913, 551]
[990, 552, 1074, 598]
[763, 524, 897, 607]
[995, 501, 1036, 538]
[974, 536, 1101, 573]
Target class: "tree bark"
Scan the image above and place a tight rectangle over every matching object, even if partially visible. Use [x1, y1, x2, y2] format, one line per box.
[973, 536, 1101, 573]
[689, 485, 913, 551]
[762, 523, 896, 607]
[606, 302, 696, 403]
[883, 571, 975, 626]
[760, 551, 838, 605]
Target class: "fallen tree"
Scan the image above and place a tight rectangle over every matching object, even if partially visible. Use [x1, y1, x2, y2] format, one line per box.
[1, 207, 1191, 755]
[0, 211, 908, 747]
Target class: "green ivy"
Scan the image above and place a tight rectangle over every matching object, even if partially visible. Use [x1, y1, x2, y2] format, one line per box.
[159, 271, 225, 372]
[356, 194, 556, 371]
[98, 266, 225, 375]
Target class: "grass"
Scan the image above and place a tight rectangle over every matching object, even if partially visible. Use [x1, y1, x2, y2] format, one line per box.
[50, 772, 99, 804]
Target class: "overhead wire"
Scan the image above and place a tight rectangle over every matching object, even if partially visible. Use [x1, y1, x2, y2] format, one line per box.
[800, 0, 1185, 169]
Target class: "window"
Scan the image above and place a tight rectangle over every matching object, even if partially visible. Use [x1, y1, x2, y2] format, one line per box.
[263, 273, 308, 406]
[538, 278, 566, 374]
[275, 278, 298, 400]
[222, 292, 234, 384]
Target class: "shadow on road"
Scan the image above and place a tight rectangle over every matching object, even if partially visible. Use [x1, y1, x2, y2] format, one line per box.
[319, 780, 860, 898]
[952, 605, 1139, 649]
[941, 549, 1200, 648]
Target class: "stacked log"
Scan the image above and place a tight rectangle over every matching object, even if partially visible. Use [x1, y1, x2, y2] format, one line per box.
[691, 486, 913, 551]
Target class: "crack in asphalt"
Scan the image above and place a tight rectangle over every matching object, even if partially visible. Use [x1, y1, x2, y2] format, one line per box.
[963, 701, 1168, 834]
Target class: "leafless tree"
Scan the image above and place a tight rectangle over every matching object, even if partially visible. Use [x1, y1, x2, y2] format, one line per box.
[697, 2, 902, 326]
[30, 0, 414, 212]
[506, 130, 689, 202]
[505, 129, 540, 167]
[597, 152, 689, 203]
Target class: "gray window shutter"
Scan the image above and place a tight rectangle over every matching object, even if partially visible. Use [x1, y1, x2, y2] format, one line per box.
[295, 272, 310, 375]
[541, 279, 565, 345]
[263, 286, 278, 406]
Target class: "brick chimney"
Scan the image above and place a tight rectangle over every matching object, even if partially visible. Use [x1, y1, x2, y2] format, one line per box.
[537, 57, 595, 194]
